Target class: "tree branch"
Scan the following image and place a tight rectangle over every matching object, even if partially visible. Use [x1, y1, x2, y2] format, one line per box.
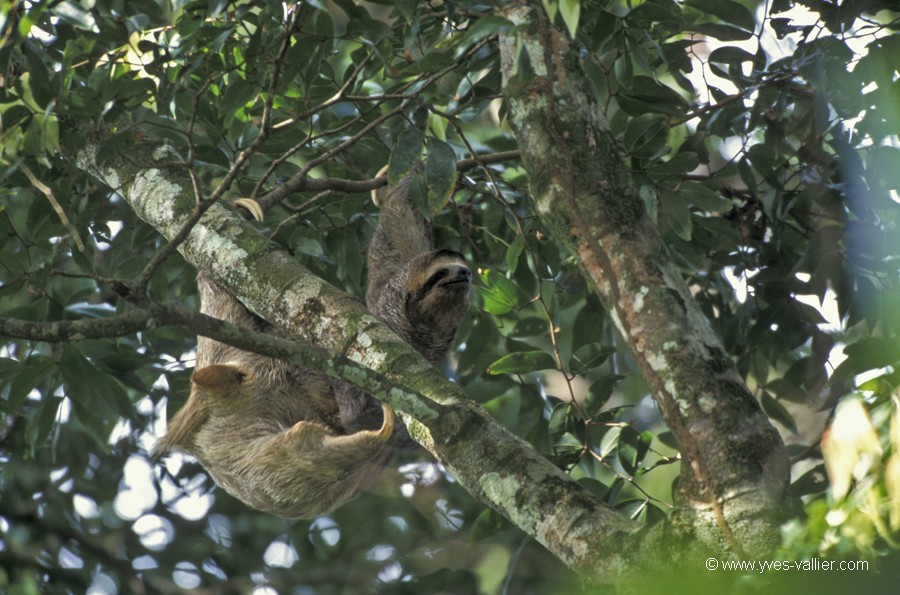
[0, 303, 444, 424]
[252, 149, 520, 203]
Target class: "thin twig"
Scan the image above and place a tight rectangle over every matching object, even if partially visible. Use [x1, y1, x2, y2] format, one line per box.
[18, 162, 85, 252]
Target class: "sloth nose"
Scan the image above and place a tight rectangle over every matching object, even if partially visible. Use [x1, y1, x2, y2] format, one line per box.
[449, 265, 472, 284]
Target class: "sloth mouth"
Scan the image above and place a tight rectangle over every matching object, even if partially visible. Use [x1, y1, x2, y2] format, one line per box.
[440, 278, 470, 289]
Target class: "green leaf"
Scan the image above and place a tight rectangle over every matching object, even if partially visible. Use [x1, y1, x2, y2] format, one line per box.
[708, 46, 755, 65]
[679, 181, 732, 212]
[452, 16, 514, 55]
[425, 137, 458, 212]
[512, 38, 536, 84]
[60, 346, 131, 423]
[832, 338, 900, 382]
[659, 191, 692, 241]
[623, 114, 669, 159]
[614, 54, 634, 88]
[582, 59, 608, 102]
[570, 344, 616, 376]
[550, 432, 584, 467]
[0, 356, 56, 413]
[618, 77, 686, 116]
[483, 391, 521, 429]
[28, 394, 62, 454]
[23, 114, 60, 156]
[21, 41, 54, 108]
[406, 51, 454, 74]
[738, 156, 757, 196]
[549, 402, 582, 440]
[692, 23, 754, 41]
[487, 350, 556, 375]
[509, 317, 547, 338]
[765, 378, 806, 403]
[747, 143, 780, 188]
[469, 509, 510, 540]
[506, 234, 525, 275]
[599, 425, 622, 458]
[388, 128, 424, 184]
[759, 391, 797, 434]
[628, 0, 684, 31]
[53, 1, 98, 30]
[479, 269, 519, 315]
[221, 78, 255, 116]
[394, 0, 418, 21]
[584, 374, 624, 416]
[646, 152, 699, 175]
[559, 0, 581, 38]
[577, 477, 608, 499]
[791, 463, 828, 497]
[685, 0, 755, 33]
[542, 0, 559, 24]
[617, 426, 652, 475]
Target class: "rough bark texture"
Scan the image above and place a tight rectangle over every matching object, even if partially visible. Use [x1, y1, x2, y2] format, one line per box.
[499, 2, 789, 560]
[75, 137, 640, 581]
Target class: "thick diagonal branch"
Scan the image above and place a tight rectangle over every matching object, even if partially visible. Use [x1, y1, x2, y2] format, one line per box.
[74, 136, 639, 580]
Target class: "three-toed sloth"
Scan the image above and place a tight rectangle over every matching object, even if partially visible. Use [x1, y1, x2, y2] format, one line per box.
[152, 170, 470, 519]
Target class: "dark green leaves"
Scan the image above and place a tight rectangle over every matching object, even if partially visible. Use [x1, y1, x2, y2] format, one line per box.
[388, 128, 424, 183]
[659, 191, 692, 241]
[60, 346, 132, 448]
[387, 132, 458, 213]
[678, 181, 732, 212]
[488, 350, 557, 375]
[0, 356, 55, 414]
[832, 338, 900, 383]
[624, 114, 669, 159]
[425, 138, 458, 211]
[617, 77, 686, 116]
[685, 0, 756, 39]
[616, 426, 654, 476]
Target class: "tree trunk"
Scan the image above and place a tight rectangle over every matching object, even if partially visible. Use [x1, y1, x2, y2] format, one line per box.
[499, 1, 789, 559]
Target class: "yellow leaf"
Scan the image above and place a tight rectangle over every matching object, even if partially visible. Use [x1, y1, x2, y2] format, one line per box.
[821, 398, 882, 500]
[886, 454, 900, 532]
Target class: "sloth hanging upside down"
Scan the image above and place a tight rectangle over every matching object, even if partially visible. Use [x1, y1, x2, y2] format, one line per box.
[152, 169, 471, 519]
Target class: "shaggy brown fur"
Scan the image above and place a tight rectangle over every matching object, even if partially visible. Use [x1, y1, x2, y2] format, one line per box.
[152, 169, 470, 519]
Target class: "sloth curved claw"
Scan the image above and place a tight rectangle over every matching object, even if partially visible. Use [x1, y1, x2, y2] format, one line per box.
[233, 198, 264, 222]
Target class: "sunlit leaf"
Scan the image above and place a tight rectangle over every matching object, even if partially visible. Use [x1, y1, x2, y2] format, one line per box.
[479, 269, 519, 315]
[559, 0, 581, 38]
[822, 398, 882, 500]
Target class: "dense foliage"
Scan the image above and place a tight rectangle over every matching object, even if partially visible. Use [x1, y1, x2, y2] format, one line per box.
[1, 0, 899, 592]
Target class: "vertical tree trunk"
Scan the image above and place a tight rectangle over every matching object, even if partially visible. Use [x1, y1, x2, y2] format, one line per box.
[499, 2, 789, 558]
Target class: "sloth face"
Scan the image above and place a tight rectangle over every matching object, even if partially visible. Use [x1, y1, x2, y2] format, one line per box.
[409, 249, 471, 311]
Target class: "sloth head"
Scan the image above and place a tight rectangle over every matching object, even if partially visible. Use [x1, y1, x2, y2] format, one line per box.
[368, 248, 470, 364]
[405, 249, 471, 319]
